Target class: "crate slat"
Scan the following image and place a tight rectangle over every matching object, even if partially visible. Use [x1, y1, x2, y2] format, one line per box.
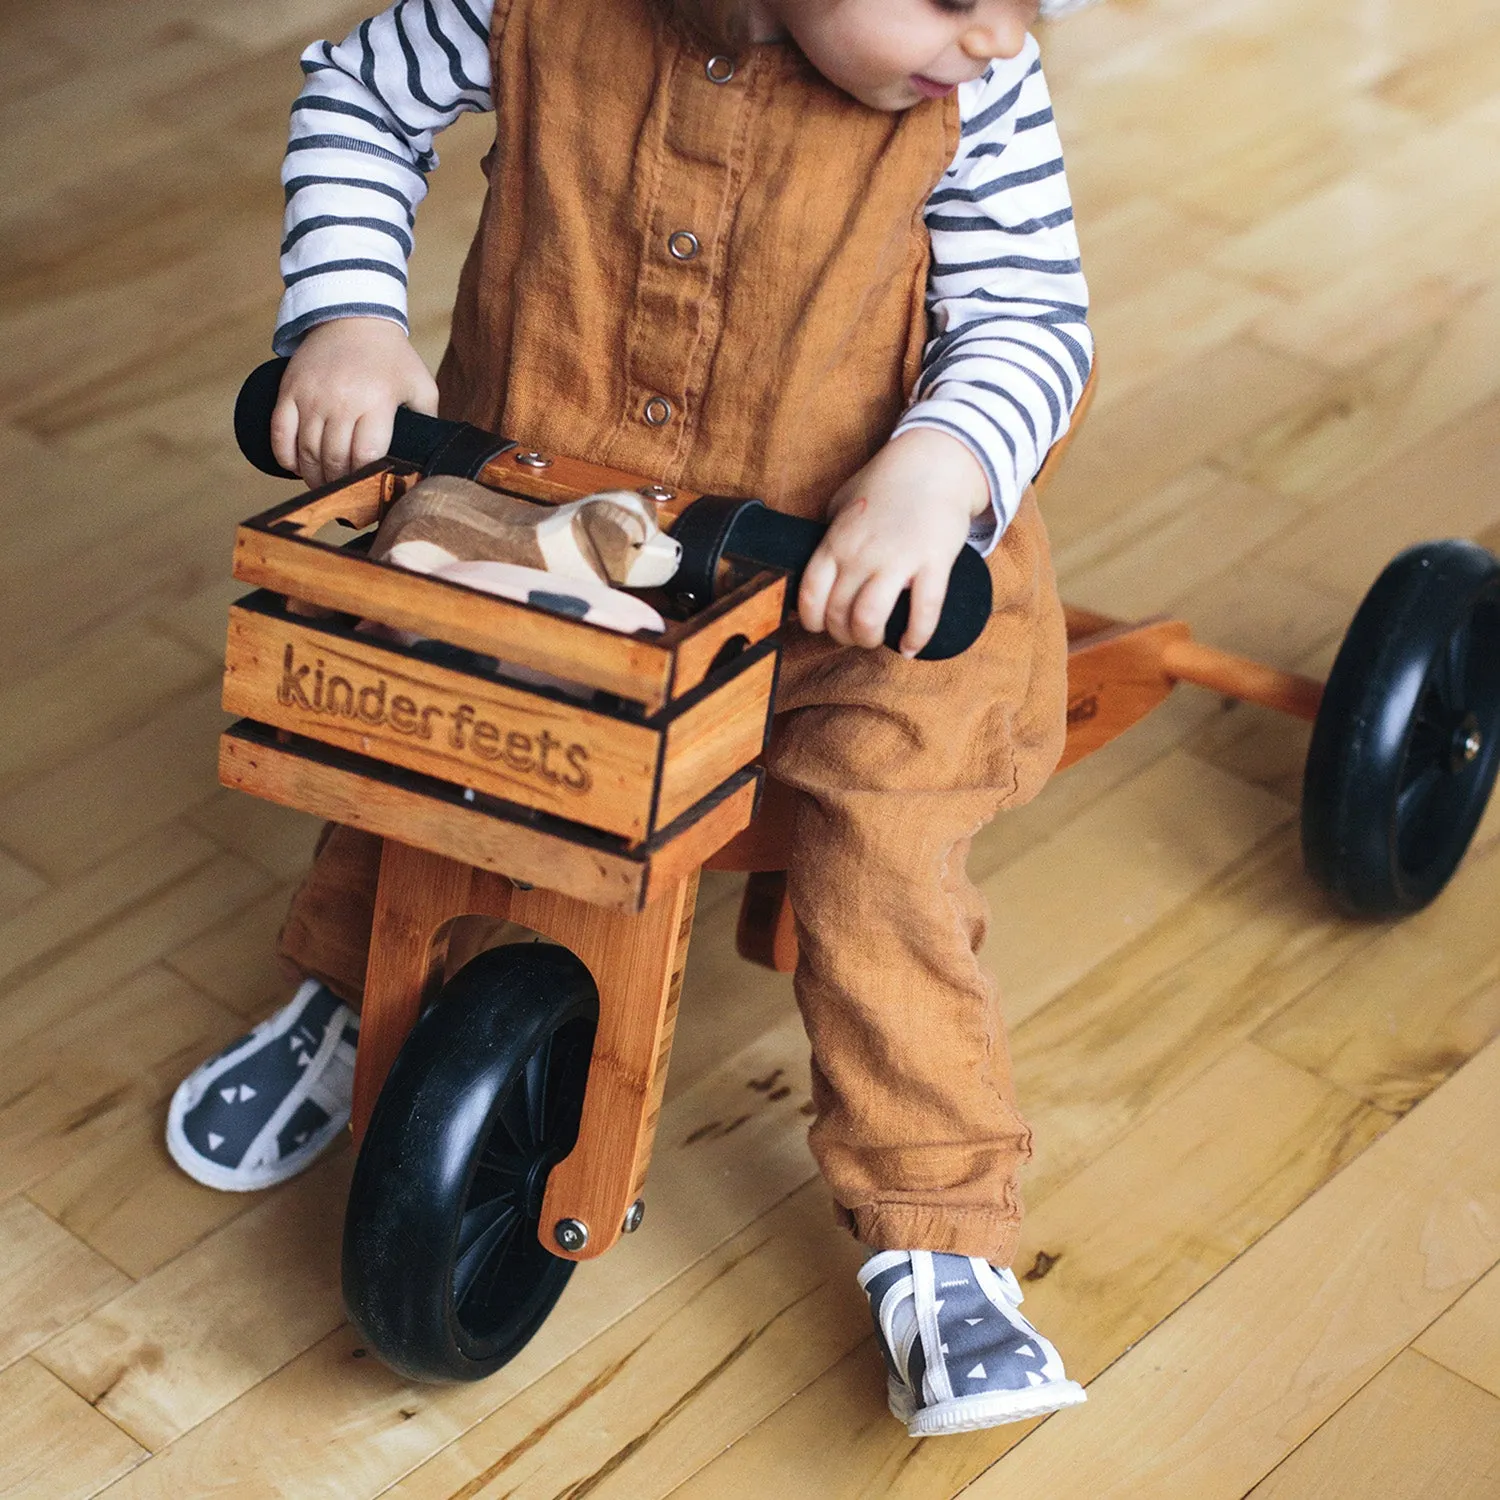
[218, 722, 762, 912]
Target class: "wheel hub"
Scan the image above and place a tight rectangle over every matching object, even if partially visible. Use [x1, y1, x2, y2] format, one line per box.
[523, 1149, 562, 1219]
[1451, 712, 1484, 772]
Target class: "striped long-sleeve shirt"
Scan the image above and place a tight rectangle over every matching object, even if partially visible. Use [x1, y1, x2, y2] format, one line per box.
[276, 4, 1092, 550]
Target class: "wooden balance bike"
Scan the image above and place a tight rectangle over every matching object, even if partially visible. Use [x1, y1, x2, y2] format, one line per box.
[221, 366, 1500, 1381]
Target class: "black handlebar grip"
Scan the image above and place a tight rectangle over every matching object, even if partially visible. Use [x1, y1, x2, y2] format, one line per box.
[720, 503, 991, 662]
[233, 357, 501, 478]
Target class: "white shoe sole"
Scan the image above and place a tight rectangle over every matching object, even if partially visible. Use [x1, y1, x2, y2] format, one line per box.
[890, 1376, 1088, 1436]
[165, 1100, 348, 1192]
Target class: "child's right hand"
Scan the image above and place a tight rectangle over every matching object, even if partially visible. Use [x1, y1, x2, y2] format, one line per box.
[270, 318, 440, 490]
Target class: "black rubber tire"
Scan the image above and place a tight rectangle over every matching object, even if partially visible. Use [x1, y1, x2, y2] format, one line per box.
[343, 943, 597, 1382]
[1302, 539, 1500, 916]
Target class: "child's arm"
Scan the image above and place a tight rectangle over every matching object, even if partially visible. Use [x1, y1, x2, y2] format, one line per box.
[269, 0, 496, 487]
[896, 36, 1093, 550]
[802, 39, 1092, 656]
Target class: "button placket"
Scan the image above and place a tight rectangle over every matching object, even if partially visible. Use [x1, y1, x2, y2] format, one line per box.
[620, 50, 756, 458]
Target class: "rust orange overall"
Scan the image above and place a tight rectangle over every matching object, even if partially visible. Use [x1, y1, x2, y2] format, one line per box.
[279, 0, 1068, 1264]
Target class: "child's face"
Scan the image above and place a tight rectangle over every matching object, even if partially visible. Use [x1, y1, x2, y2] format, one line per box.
[764, 0, 1041, 111]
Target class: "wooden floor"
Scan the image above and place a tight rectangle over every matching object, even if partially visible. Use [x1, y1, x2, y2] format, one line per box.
[4, 0, 1500, 1494]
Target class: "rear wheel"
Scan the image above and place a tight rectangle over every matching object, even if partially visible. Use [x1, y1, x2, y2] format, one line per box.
[343, 943, 597, 1381]
[1302, 540, 1500, 916]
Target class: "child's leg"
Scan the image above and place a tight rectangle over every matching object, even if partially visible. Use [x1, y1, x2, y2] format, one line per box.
[767, 494, 1077, 1432]
[167, 824, 381, 1189]
[767, 491, 1067, 1265]
[276, 823, 385, 1006]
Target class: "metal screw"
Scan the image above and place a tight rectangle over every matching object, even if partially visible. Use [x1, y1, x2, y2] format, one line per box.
[515, 450, 553, 469]
[622, 1199, 646, 1234]
[554, 1218, 589, 1252]
[639, 484, 675, 503]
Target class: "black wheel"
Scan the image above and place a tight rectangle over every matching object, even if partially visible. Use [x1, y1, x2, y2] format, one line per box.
[343, 943, 597, 1381]
[1302, 539, 1500, 916]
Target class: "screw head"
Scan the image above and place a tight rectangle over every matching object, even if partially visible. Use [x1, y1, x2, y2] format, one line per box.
[1451, 713, 1484, 771]
[554, 1218, 589, 1253]
[622, 1199, 646, 1234]
[639, 484, 675, 503]
[515, 450, 553, 469]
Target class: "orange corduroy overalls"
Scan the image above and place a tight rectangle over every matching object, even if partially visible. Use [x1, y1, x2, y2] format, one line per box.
[279, 0, 1069, 1264]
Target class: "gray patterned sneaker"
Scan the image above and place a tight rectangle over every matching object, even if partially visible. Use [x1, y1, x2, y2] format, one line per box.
[859, 1249, 1087, 1436]
[166, 980, 358, 1191]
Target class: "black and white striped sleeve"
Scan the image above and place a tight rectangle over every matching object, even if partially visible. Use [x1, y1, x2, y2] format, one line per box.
[893, 37, 1093, 553]
[274, 0, 495, 355]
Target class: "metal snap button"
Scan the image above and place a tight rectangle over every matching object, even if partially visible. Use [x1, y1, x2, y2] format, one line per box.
[643, 396, 673, 427]
[705, 54, 735, 84]
[668, 230, 701, 262]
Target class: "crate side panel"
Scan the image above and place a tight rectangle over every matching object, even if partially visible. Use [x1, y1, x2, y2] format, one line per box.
[657, 651, 778, 829]
[223, 607, 659, 840]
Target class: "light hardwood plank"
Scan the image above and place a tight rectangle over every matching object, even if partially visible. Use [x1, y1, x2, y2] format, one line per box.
[0, 1197, 129, 1371]
[185, 789, 324, 883]
[27, 1104, 264, 1283]
[1255, 833, 1500, 1114]
[1259, 394, 1500, 604]
[965, 1030, 1500, 1497]
[982, 750, 1293, 1028]
[1039, 338, 1330, 556]
[0, 853, 271, 1056]
[1087, 265, 1283, 414]
[0, 847, 46, 923]
[1247, 1351, 1500, 1499]
[165, 883, 303, 1018]
[1057, 466, 1306, 623]
[1375, 16, 1500, 124]
[971, 689, 1224, 882]
[0, 685, 230, 881]
[0, 822, 219, 993]
[1413, 1260, 1500, 1402]
[0, 963, 242, 1201]
[36, 1150, 354, 1452]
[0, 1359, 145, 1499]
[0, 624, 217, 798]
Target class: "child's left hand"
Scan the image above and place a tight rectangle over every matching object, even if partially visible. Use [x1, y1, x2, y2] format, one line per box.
[798, 428, 991, 657]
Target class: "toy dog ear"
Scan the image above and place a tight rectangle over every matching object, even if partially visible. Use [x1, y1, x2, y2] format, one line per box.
[570, 491, 683, 587]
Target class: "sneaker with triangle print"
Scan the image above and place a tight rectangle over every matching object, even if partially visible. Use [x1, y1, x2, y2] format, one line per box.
[858, 1249, 1086, 1436]
[166, 979, 358, 1191]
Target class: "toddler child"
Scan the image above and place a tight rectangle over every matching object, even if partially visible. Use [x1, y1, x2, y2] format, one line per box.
[169, 0, 1097, 1435]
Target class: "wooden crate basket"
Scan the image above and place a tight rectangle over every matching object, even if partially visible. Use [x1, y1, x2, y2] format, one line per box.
[220, 459, 786, 905]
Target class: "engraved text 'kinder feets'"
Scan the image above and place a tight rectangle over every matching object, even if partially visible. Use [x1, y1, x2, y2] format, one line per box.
[276, 642, 592, 792]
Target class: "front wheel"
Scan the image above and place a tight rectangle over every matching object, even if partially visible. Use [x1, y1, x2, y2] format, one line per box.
[343, 943, 597, 1381]
[1302, 539, 1500, 916]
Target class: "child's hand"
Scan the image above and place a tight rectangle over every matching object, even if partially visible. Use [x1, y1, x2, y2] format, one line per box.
[270, 318, 440, 490]
[798, 429, 991, 657]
